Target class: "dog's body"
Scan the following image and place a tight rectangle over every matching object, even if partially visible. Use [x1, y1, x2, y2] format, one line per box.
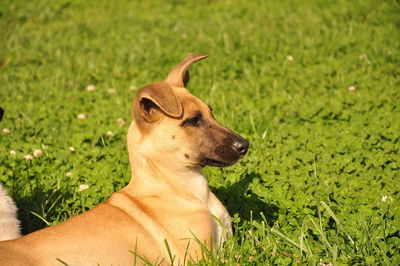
[0, 54, 248, 265]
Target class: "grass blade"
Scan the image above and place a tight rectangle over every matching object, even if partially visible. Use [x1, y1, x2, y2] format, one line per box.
[271, 228, 307, 253]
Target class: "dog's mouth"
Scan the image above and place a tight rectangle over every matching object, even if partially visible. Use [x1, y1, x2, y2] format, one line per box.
[202, 157, 234, 167]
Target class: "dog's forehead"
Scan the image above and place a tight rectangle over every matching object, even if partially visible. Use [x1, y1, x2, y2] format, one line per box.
[179, 93, 208, 113]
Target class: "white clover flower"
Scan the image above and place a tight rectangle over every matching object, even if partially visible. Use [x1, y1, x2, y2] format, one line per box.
[77, 113, 87, 120]
[286, 55, 294, 61]
[86, 84, 96, 91]
[359, 54, 367, 60]
[381, 195, 393, 202]
[66, 172, 73, 177]
[108, 88, 117, 95]
[9, 150, 16, 157]
[129, 85, 137, 91]
[33, 149, 42, 158]
[2, 128, 11, 134]
[24, 154, 33, 160]
[106, 131, 114, 137]
[348, 86, 356, 92]
[69, 146, 76, 152]
[79, 184, 89, 191]
[319, 261, 333, 266]
[117, 118, 126, 126]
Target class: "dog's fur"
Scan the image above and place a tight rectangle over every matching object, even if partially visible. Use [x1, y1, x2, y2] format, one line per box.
[0, 184, 21, 241]
[0, 53, 248, 265]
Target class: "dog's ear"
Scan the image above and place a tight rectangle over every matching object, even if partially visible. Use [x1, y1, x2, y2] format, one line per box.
[134, 82, 182, 122]
[165, 53, 208, 88]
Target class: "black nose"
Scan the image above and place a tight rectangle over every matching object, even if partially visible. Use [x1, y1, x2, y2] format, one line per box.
[232, 139, 249, 156]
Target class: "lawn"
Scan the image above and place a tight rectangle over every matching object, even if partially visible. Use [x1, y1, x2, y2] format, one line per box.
[1, 0, 399, 264]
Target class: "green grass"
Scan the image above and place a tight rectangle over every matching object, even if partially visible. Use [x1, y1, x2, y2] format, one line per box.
[1, 0, 399, 264]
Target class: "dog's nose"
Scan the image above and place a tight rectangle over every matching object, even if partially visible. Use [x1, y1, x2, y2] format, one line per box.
[232, 139, 249, 156]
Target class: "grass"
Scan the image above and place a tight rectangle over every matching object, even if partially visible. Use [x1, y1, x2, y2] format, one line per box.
[1, 0, 399, 264]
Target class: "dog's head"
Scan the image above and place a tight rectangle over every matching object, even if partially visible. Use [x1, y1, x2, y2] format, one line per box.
[130, 53, 248, 169]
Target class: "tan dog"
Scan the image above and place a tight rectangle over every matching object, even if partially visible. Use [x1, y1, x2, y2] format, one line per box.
[0, 53, 248, 265]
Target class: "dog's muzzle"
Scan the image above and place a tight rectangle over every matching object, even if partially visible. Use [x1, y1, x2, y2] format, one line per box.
[203, 135, 249, 167]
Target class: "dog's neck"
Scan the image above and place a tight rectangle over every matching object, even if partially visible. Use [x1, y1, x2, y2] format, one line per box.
[123, 122, 210, 204]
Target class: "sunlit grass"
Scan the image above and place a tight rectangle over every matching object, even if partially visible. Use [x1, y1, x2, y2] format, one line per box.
[1, 0, 399, 264]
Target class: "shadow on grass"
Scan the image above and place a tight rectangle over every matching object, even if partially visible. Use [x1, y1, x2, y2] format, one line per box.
[212, 172, 279, 226]
[12, 186, 73, 235]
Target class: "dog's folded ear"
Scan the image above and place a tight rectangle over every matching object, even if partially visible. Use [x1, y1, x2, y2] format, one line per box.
[165, 53, 208, 88]
[134, 82, 182, 122]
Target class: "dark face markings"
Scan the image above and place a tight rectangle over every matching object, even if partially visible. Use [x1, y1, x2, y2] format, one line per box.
[181, 111, 202, 127]
[179, 105, 248, 167]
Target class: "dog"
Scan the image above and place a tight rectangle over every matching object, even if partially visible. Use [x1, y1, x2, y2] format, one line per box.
[0, 184, 21, 241]
[0, 53, 248, 265]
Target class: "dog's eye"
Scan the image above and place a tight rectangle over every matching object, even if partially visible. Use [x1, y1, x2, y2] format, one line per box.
[183, 114, 202, 126]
